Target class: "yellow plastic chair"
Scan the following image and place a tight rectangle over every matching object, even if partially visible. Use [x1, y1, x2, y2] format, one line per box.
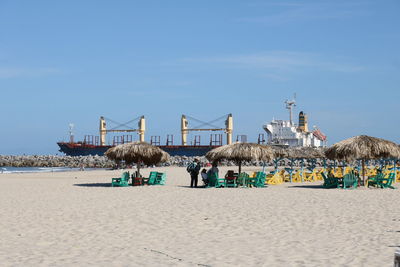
[266, 170, 285, 185]
[315, 169, 325, 181]
[291, 169, 303, 182]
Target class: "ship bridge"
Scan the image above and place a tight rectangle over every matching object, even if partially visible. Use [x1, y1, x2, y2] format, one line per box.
[263, 97, 327, 147]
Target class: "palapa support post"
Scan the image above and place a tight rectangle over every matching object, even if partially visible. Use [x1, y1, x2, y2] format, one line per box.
[311, 159, 316, 172]
[274, 158, 280, 173]
[301, 158, 304, 182]
[238, 161, 245, 187]
[289, 158, 295, 183]
[134, 160, 142, 186]
[394, 159, 397, 184]
[362, 159, 366, 186]
[137, 160, 141, 177]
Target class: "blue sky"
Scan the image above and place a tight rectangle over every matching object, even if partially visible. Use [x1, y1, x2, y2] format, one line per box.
[0, 0, 399, 155]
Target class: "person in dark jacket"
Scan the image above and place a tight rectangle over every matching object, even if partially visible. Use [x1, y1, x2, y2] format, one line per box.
[187, 158, 201, 188]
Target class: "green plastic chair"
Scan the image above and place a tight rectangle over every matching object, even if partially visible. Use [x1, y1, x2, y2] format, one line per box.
[224, 172, 238, 187]
[144, 171, 158, 185]
[111, 171, 130, 187]
[246, 172, 266, 187]
[246, 175, 257, 187]
[342, 173, 358, 189]
[321, 172, 339, 188]
[369, 172, 395, 189]
[367, 173, 384, 188]
[380, 173, 395, 189]
[255, 172, 267, 187]
[207, 172, 224, 188]
[236, 172, 249, 187]
[154, 172, 166, 185]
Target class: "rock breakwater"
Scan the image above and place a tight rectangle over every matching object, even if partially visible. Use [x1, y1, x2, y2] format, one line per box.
[0, 155, 339, 169]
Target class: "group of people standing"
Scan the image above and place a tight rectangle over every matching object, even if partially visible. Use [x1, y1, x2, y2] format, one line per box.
[186, 159, 219, 188]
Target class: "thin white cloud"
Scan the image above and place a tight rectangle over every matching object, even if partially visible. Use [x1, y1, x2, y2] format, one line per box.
[240, 2, 370, 25]
[247, 1, 305, 8]
[0, 67, 61, 79]
[247, 2, 304, 8]
[260, 73, 289, 82]
[180, 51, 365, 73]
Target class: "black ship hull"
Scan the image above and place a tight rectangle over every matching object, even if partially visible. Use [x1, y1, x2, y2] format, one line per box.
[57, 142, 217, 157]
[57, 142, 112, 156]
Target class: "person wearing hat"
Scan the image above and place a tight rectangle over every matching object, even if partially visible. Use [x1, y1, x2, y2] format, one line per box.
[187, 158, 201, 188]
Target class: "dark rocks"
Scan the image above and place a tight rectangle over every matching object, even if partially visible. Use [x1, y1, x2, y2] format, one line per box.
[0, 155, 360, 169]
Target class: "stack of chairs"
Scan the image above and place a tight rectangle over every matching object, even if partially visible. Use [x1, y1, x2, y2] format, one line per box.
[111, 171, 130, 187]
[333, 168, 343, 178]
[291, 169, 303, 182]
[266, 170, 285, 185]
[283, 168, 293, 183]
[303, 169, 318, 182]
[235, 172, 249, 187]
[315, 169, 325, 181]
[247, 172, 267, 187]
[365, 167, 378, 177]
[148, 172, 166, 185]
[133, 171, 167, 186]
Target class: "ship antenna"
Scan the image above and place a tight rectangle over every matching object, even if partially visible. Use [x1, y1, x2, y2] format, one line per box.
[69, 123, 74, 143]
[285, 93, 296, 126]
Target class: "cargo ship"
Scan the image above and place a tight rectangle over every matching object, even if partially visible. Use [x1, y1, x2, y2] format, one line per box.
[57, 114, 233, 157]
[57, 97, 327, 157]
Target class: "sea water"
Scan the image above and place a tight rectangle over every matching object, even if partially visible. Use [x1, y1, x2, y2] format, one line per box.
[0, 167, 101, 174]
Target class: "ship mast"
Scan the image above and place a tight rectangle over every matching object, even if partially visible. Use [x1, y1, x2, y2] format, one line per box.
[69, 123, 74, 143]
[285, 93, 296, 126]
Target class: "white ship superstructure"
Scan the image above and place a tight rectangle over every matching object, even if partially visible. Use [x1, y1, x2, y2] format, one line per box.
[263, 97, 327, 147]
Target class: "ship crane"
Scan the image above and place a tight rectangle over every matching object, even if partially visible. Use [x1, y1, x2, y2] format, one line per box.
[181, 114, 233, 146]
[285, 93, 296, 126]
[99, 116, 145, 146]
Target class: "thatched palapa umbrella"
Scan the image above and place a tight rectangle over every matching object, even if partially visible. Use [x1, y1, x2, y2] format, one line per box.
[205, 142, 275, 174]
[325, 135, 400, 184]
[105, 142, 170, 176]
[283, 146, 325, 182]
[284, 146, 325, 160]
[269, 146, 287, 170]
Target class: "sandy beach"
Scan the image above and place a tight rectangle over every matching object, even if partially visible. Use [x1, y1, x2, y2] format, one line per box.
[0, 166, 399, 266]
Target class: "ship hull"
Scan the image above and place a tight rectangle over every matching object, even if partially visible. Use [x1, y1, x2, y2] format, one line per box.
[57, 142, 217, 157]
[57, 142, 112, 156]
[158, 145, 218, 157]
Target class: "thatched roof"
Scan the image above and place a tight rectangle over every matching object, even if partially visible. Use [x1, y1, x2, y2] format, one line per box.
[105, 142, 170, 165]
[270, 146, 288, 159]
[205, 143, 275, 163]
[268, 146, 325, 159]
[160, 150, 170, 163]
[285, 146, 326, 159]
[325, 135, 400, 161]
